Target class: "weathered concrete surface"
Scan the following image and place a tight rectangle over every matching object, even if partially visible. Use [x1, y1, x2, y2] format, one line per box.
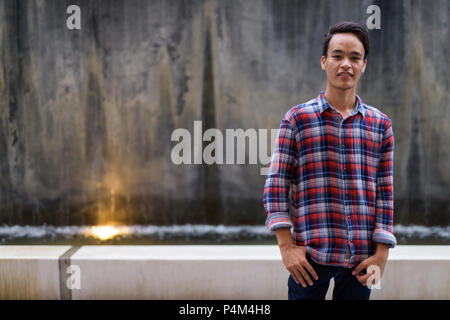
[0, 245, 71, 299]
[69, 245, 450, 300]
[0, 0, 449, 226]
[1, 245, 449, 299]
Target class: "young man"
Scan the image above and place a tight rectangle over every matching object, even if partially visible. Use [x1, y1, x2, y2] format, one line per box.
[263, 21, 396, 300]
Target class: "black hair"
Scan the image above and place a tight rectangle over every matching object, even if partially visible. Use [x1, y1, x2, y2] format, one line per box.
[322, 21, 369, 60]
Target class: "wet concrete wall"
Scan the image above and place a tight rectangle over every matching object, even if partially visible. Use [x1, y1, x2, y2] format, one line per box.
[0, 0, 449, 226]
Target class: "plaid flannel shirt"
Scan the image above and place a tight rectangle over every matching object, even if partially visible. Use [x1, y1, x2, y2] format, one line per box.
[263, 91, 396, 268]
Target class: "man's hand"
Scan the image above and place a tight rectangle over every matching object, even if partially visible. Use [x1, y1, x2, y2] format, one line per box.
[274, 228, 318, 288]
[279, 244, 319, 288]
[352, 243, 389, 287]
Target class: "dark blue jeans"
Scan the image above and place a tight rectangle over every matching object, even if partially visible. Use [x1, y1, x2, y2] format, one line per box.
[288, 253, 371, 300]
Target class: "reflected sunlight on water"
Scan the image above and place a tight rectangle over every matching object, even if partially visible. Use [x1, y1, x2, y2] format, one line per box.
[0, 224, 448, 245]
[88, 225, 130, 240]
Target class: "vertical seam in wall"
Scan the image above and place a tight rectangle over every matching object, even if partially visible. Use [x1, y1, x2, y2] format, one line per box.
[58, 245, 81, 300]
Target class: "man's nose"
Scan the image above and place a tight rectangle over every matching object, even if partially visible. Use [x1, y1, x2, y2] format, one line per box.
[341, 58, 351, 69]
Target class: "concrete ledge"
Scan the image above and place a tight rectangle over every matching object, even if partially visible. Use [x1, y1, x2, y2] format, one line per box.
[0, 245, 449, 299]
[0, 246, 72, 299]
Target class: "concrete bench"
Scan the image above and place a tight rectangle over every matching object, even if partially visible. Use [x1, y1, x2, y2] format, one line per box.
[0, 245, 449, 299]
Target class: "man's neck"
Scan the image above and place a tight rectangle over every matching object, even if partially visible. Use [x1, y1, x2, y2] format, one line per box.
[323, 87, 357, 115]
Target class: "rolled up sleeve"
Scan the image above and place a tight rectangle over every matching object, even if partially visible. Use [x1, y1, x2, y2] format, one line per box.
[373, 122, 397, 248]
[263, 113, 298, 234]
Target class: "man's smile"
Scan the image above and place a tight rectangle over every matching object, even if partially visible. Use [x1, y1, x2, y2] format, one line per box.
[337, 71, 353, 78]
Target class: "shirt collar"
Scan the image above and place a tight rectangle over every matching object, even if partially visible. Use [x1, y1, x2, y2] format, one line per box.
[316, 90, 366, 118]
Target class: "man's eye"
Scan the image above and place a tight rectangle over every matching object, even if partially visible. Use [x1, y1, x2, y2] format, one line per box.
[352, 57, 361, 60]
[333, 56, 341, 58]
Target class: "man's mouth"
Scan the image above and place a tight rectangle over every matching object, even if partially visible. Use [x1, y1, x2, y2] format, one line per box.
[338, 72, 353, 77]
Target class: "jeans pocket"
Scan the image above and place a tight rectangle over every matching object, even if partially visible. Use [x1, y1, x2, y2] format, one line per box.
[305, 253, 319, 268]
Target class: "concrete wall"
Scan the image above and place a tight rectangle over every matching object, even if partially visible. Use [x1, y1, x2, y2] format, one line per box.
[0, 245, 449, 299]
[1, 0, 449, 226]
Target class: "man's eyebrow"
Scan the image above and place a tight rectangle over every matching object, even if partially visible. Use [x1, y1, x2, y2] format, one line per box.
[331, 49, 363, 56]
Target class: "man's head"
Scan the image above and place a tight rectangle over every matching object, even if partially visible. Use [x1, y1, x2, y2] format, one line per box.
[321, 21, 369, 91]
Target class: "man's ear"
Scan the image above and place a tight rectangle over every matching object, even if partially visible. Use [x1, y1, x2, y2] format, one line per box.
[362, 58, 367, 73]
[321, 56, 326, 71]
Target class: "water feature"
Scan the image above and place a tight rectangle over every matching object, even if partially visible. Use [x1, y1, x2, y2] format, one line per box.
[0, 224, 449, 246]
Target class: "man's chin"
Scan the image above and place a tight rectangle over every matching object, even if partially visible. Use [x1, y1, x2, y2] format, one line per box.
[331, 83, 356, 91]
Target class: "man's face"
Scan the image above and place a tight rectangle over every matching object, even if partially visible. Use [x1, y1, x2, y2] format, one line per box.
[321, 33, 367, 90]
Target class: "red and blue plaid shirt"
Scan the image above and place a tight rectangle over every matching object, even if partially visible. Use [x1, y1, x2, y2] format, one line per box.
[263, 91, 396, 268]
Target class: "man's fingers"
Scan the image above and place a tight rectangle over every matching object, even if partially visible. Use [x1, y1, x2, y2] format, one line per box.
[298, 266, 314, 286]
[290, 269, 300, 284]
[291, 269, 306, 287]
[356, 271, 373, 283]
[352, 261, 368, 275]
[304, 261, 319, 281]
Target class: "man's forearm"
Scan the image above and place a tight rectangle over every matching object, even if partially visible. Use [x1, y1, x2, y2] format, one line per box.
[275, 228, 295, 249]
[374, 242, 389, 257]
